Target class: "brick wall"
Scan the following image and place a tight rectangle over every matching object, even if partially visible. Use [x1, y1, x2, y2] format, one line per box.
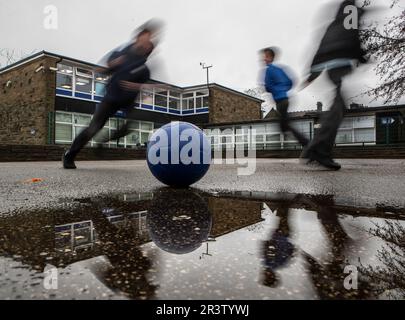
[0, 56, 59, 145]
[209, 87, 261, 124]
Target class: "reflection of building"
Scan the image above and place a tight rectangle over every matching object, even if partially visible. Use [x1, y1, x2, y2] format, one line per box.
[208, 197, 264, 237]
[0, 192, 265, 269]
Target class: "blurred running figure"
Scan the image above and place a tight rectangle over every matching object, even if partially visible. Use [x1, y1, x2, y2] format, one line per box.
[63, 20, 165, 169]
[301, 0, 368, 170]
[261, 47, 309, 147]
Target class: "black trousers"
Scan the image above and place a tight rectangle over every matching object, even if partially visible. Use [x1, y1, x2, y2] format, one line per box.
[276, 99, 309, 147]
[306, 66, 352, 159]
[68, 100, 130, 158]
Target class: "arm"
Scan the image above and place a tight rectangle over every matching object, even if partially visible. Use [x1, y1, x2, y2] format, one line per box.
[120, 81, 170, 92]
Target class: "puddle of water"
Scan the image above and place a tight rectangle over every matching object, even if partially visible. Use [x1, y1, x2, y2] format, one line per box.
[0, 189, 404, 300]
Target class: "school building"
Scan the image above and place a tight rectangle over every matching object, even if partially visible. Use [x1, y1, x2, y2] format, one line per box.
[0, 50, 405, 160]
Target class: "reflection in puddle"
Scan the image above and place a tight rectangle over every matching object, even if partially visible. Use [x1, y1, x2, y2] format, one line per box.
[0, 189, 404, 300]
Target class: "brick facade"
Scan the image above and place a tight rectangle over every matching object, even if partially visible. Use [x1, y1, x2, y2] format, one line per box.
[209, 86, 262, 124]
[0, 56, 58, 145]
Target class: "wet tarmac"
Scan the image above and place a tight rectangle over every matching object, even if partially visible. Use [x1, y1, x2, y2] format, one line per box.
[0, 188, 404, 300]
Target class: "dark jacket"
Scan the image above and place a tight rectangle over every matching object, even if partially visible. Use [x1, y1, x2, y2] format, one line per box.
[311, 0, 367, 67]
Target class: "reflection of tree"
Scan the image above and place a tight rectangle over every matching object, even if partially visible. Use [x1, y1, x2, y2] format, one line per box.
[360, 221, 405, 299]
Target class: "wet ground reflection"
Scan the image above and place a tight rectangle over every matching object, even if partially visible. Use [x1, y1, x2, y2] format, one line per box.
[0, 189, 404, 300]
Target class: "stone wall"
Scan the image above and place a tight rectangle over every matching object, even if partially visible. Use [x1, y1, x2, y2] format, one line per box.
[0, 56, 59, 145]
[209, 87, 262, 124]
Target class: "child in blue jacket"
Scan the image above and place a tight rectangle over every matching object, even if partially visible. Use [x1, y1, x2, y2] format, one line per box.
[262, 47, 308, 147]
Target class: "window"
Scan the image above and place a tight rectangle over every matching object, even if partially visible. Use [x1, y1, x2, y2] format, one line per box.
[141, 91, 154, 106]
[94, 73, 108, 96]
[57, 74, 73, 90]
[169, 91, 181, 110]
[169, 97, 180, 110]
[354, 128, 374, 143]
[154, 93, 168, 108]
[75, 77, 92, 94]
[76, 67, 93, 78]
[56, 64, 73, 90]
[55, 124, 72, 142]
[336, 131, 353, 144]
[182, 93, 195, 111]
[94, 82, 106, 96]
[195, 90, 209, 109]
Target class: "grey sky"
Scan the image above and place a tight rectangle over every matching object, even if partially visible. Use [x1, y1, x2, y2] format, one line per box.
[0, 0, 401, 111]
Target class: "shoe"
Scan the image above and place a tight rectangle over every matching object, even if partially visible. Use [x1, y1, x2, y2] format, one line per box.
[62, 151, 77, 169]
[311, 154, 341, 171]
[299, 146, 314, 164]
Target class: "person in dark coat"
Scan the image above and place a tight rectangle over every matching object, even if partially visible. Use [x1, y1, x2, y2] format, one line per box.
[301, 0, 368, 170]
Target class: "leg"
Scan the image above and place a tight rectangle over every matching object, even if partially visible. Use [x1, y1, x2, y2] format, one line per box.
[68, 101, 115, 158]
[276, 99, 309, 147]
[306, 66, 351, 159]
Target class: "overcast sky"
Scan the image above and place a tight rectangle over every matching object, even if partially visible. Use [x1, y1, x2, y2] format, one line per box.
[0, 0, 401, 111]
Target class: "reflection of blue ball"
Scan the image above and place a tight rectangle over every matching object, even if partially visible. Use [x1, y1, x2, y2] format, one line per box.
[147, 122, 211, 187]
[147, 188, 212, 254]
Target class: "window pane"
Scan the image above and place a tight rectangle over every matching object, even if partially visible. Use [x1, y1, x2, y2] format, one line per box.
[196, 90, 209, 96]
[183, 93, 194, 99]
[203, 96, 209, 108]
[93, 128, 109, 143]
[266, 133, 280, 142]
[169, 97, 180, 110]
[353, 116, 374, 129]
[354, 128, 374, 142]
[57, 74, 73, 90]
[75, 77, 92, 93]
[336, 130, 353, 143]
[196, 97, 203, 109]
[56, 112, 72, 123]
[182, 98, 194, 110]
[140, 122, 153, 131]
[340, 118, 353, 129]
[127, 131, 140, 145]
[55, 123, 72, 141]
[127, 121, 139, 130]
[74, 114, 91, 126]
[76, 67, 93, 78]
[110, 119, 117, 129]
[95, 82, 106, 96]
[169, 91, 181, 98]
[142, 91, 154, 105]
[141, 132, 150, 144]
[155, 94, 167, 107]
[74, 126, 86, 138]
[57, 64, 73, 74]
[95, 73, 109, 82]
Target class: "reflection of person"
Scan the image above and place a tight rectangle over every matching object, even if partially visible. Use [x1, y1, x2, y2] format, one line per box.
[300, 0, 368, 170]
[300, 196, 373, 299]
[261, 47, 309, 147]
[89, 208, 157, 300]
[262, 204, 295, 288]
[63, 20, 165, 169]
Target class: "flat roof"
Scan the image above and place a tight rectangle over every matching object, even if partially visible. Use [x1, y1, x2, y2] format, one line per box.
[203, 104, 405, 127]
[0, 50, 263, 103]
